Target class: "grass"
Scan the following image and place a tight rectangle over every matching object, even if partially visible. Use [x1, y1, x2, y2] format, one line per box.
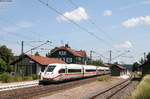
[98, 75, 112, 81]
[130, 75, 150, 99]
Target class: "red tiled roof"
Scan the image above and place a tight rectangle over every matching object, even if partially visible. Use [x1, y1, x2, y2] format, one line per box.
[59, 46, 86, 57]
[26, 54, 66, 65]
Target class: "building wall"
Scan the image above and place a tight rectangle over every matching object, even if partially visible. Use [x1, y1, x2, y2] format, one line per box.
[110, 66, 127, 76]
[14, 57, 32, 76]
[111, 66, 121, 76]
[36, 64, 41, 75]
[14, 57, 40, 76]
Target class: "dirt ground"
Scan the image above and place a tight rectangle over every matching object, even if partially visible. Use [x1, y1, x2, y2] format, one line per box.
[40, 77, 124, 99]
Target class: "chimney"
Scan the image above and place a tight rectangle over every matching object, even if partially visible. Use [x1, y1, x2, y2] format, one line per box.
[65, 44, 70, 48]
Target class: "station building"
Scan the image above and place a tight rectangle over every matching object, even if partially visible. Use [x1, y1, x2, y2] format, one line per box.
[11, 54, 66, 76]
[110, 64, 128, 76]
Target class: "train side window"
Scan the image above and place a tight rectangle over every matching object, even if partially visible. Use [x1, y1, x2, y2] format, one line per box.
[68, 69, 81, 73]
[86, 69, 96, 72]
[98, 69, 104, 72]
[59, 69, 66, 73]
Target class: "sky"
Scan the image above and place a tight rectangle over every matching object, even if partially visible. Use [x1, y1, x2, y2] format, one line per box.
[0, 0, 150, 64]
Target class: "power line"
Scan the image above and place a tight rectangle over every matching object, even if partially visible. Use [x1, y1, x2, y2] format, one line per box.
[24, 40, 52, 54]
[37, 0, 112, 47]
[67, 0, 114, 42]
[111, 50, 130, 61]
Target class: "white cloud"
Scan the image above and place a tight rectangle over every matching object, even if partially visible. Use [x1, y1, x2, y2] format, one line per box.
[57, 7, 89, 22]
[143, 0, 150, 4]
[0, 21, 33, 32]
[114, 41, 133, 49]
[103, 10, 112, 16]
[122, 16, 150, 27]
[17, 21, 33, 28]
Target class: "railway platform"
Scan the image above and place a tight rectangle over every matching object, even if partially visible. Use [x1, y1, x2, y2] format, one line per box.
[0, 80, 39, 91]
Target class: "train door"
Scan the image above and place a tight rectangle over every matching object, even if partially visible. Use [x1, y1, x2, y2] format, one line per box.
[58, 68, 66, 81]
[82, 65, 84, 78]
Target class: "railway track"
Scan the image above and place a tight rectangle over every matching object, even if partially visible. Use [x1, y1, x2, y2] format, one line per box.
[0, 76, 99, 99]
[90, 75, 139, 99]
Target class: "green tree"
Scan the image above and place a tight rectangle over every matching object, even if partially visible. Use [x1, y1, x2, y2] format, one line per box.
[146, 52, 150, 62]
[0, 58, 7, 74]
[0, 45, 14, 63]
[46, 47, 59, 57]
[132, 62, 140, 72]
[34, 52, 40, 56]
[139, 58, 145, 65]
[91, 60, 103, 66]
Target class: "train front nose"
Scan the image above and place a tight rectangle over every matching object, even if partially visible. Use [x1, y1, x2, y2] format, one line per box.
[43, 72, 54, 81]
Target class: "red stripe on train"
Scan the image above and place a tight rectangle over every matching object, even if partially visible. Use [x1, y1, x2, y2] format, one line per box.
[52, 72, 105, 79]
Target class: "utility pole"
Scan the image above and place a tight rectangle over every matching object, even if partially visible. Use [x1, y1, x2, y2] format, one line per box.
[144, 52, 146, 62]
[109, 50, 112, 64]
[21, 41, 24, 55]
[90, 50, 93, 64]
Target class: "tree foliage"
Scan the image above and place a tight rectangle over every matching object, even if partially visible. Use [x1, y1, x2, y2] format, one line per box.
[0, 45, 14, 63]
[34, 52, 40, 56]
[91, 60, 103, 66]
[46, 47, 59, 57]
[0, 58, 7, 73]
[132, 62, 140, 72]
[0, 45, 14, 73]
[146, 52, 150, 62]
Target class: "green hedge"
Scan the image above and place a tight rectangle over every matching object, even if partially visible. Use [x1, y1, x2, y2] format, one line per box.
[0, 73, 39, 83]
[98, 75, 112, 81]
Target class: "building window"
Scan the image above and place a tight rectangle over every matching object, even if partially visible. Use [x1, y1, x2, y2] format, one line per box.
[66, 58, 73, 63]
[63, 57, 66, 61]
[69, 58, 72, 62]
[66, 58, 69, 63]
[59, 51, 66, 56]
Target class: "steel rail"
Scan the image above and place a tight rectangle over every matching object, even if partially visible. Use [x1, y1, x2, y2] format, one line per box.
[90, 75, 133, 99]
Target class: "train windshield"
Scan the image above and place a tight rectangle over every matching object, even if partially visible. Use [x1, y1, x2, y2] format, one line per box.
[46, 65, 56, 72]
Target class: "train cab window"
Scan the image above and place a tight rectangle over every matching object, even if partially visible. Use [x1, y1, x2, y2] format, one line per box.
[46, 66, 56, 72]
[68, 69, 81, 73]
[59, 69, 66, 73]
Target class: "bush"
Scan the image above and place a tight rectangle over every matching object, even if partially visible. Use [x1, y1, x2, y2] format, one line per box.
[0, 73, 40, 83]
[22, 76, 33, 81]
[13, 76, 22, 82]
[98, 75, 111, 81]
[32, 74, 39, 80]
[0, 73, 14, 83]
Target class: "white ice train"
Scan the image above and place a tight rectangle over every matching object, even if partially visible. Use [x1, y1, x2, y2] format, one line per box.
[40, 63, 110, 83]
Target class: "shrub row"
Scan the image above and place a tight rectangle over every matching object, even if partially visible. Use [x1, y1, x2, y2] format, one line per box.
[98, 75, 112, 81]
[0, 73, 40, 83]
[130, 75, 150, 99]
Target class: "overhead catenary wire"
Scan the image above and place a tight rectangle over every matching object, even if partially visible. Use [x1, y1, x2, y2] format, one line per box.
[67, 0, 114, 42]
[37, 0, 112, 47]
[111, 50, 130, 61]
[24, 40, 52, 54]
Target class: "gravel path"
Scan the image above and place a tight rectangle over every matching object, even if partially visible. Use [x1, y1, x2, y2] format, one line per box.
[40, 78, 124, 99]
[109, 78, 140, 99]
